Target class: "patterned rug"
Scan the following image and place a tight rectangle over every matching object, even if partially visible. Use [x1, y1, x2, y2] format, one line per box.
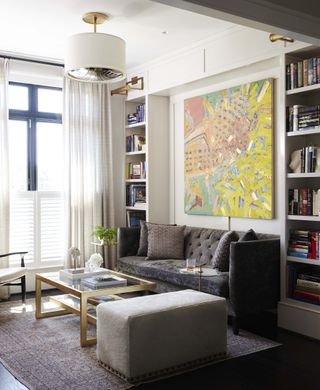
[0, 299, 280, 390]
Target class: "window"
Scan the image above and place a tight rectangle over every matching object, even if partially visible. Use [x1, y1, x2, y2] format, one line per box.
[8, 83, 64, 267]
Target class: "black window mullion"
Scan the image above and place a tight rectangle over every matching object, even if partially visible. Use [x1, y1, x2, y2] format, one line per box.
[28, 86, 39, 191]
[9, 82, 62, 192]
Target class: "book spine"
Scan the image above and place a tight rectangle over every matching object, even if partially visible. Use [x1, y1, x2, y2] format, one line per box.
[286, 64, 291, 90]
[303, 59, 309, 86]
[298, 61, 303, 88]
[308, 58, 314, 85]
[297, 278, 320, 288]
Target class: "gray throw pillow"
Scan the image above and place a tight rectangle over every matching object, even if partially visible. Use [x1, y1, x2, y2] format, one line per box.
[212, 230, 239, 271]
[239, 229, 258, 241]
[147, 224, 186, 260]
[137, 221, 177, 256]
[137, 220, 148, 256]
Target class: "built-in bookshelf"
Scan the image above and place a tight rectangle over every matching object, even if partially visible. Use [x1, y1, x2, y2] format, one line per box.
[124, 93, 169, 227]
[279, 47, 320, 339]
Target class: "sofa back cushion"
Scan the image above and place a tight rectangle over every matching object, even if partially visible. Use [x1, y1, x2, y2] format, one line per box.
[184, 227, 225, 265]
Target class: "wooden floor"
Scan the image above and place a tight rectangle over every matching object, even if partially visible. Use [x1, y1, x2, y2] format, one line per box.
[1, 293, 320, 390]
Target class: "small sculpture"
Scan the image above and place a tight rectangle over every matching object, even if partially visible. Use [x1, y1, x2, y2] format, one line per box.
[87, 253, 104, 269]
[289, 149, 302, 173]
[68, 247, 81, 269]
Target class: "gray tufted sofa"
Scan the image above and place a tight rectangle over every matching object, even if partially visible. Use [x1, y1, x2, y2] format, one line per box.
[117, 225, 280, 334]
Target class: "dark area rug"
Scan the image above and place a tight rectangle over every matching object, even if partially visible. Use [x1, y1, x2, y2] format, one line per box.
[0, 299, 280, 390]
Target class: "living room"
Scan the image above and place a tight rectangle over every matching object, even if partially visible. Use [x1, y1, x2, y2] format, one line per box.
[1, 0, 320, 389]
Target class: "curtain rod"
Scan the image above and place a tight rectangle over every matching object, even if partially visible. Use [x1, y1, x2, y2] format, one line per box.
[0, 54, 64, 68]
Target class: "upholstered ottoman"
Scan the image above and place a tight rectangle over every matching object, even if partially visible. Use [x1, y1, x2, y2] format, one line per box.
[96, 289, 227, 383]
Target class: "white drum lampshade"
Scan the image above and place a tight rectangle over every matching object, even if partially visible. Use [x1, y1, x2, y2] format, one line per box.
[65, 33, 126, 82]
[65, 12, 126, 83]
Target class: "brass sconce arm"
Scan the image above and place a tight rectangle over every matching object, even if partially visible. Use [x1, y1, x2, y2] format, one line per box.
[111, 76, 144, 96]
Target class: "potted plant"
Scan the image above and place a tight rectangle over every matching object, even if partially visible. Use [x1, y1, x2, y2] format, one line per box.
[92, 226, 117, 246]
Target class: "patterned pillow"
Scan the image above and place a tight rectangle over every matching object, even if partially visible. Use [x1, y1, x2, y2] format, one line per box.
[212, 230, 239, 271]
[137, 221, 177, 256]
[147, 224, 186, 260]
[137, 220, 148, 256]
[239, 229, 258, 241]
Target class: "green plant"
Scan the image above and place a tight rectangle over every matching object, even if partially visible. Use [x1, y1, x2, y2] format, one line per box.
[92, 226, 117, 245]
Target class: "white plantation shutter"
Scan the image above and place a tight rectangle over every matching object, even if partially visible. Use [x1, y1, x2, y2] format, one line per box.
[40, 193, 64, 262]
[9, 191, 64, 267]
[9, 192, 34, 265]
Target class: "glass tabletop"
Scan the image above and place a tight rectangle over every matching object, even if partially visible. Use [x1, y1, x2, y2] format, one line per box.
[37, 269, 149, 293]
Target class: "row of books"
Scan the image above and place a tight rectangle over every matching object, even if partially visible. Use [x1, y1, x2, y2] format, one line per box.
[288, 188, 320, 216]
[126, 134, 146, 153]
[286, 57, 320, 90]
[126, 210, 145, 227]
[287, 264, 320, 305]
[288, 230, 320, 260]
[126, 184, 146, 207]
[293, 146, 319, 173]
[287, 105, 320, 132]
[126, 161, 146, 180]
[127, 103, 145, 125]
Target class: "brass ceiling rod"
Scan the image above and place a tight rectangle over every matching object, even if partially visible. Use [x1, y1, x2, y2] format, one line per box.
[111, 76, 144, 96]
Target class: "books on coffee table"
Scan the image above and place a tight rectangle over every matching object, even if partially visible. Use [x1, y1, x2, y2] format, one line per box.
[82, 275, 127, 289]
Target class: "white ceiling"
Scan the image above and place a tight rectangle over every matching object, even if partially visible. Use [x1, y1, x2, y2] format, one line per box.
[0, 0, 234, 69]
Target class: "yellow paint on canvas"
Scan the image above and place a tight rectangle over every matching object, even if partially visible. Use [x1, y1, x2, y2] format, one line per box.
[184, 78, 273, 219]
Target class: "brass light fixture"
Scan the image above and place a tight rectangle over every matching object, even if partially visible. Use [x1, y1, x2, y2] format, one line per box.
[111, 76, 144, 96]
[65, 12, 126, 82]
[269, 34, 294, 43]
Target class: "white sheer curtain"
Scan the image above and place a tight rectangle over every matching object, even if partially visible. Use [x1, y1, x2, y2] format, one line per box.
[64, 79, 116, 268]
[0, 59, 9, 298]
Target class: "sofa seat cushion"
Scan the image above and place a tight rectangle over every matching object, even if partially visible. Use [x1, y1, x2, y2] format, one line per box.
[118, 256, 229, 298]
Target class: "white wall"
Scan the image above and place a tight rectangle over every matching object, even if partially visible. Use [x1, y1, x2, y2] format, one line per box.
[170, 57, 285, 234]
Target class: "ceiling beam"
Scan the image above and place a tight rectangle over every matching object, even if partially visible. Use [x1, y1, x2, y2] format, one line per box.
[153, 0, 320, 45]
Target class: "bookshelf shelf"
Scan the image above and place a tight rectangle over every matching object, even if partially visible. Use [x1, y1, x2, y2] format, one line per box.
[287, 127, 320, 136]
[287, 173, 320, 178]
[125, 151, 146, 156]
[125, 179, 146, 183]
[286, 83, 320, 96]
[287, 256, 320, 266]
[126, 206, 147, 211]
[283, 298, 320, 313]
[287, 215, 320, 221]
[125, 122, 146, 129]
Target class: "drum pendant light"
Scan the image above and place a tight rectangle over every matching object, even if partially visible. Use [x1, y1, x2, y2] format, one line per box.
[65, 12, 126, 82]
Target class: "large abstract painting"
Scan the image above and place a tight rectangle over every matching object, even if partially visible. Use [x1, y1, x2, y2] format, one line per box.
[184, 78, 273, 219]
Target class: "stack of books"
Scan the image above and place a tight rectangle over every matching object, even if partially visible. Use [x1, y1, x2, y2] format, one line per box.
[288, 188, 320, 216]
[287, 105, 320, 132]
[126, 184, 146, 207]
[286, 57, 320, 90]
[126, 210, 145, 227]
[126, 161, 146, 179]
[126, 134, 146, 152]
[127, 103, 145, 125]
[82, 275, 127, 289]
[293, 270, 320, 305]
[287, 229, 320, 259]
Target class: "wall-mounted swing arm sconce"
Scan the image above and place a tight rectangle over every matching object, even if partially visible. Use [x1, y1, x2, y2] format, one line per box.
[111, 76, 144, 96]
[269, 34, 294, 43]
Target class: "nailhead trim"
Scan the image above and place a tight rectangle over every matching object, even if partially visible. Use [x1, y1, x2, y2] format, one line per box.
[99, 351, 227, 384]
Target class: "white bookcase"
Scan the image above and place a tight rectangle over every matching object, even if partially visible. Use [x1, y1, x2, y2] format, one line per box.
[124, 94, 169, 226]
[278, 48, 320, 339]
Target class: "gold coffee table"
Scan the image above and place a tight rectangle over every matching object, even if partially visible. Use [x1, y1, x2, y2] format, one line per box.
[35, 270, 156, 347]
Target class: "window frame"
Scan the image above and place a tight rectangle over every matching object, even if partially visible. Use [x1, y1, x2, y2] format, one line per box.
[8, 82, 62, 191]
